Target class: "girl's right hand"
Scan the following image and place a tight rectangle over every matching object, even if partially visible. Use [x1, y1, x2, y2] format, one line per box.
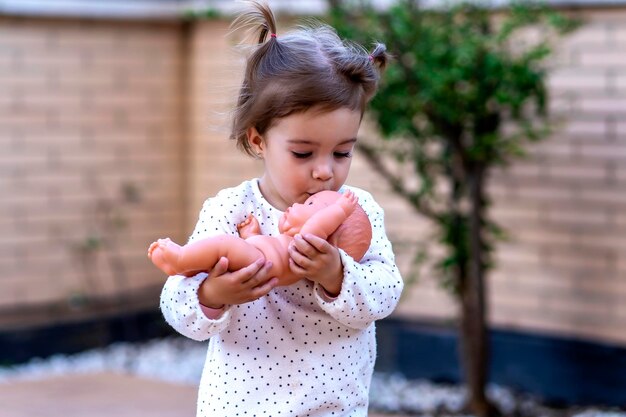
[197, 257, 278, 308]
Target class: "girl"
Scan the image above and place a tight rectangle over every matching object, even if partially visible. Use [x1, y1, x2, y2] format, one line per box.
[159, 2, 404, 416]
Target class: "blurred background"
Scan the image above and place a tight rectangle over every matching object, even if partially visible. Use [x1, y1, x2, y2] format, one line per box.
[1, 0, 625, 414]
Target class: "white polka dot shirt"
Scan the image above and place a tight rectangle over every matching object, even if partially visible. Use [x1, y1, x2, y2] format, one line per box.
[160, 179, 404, 417]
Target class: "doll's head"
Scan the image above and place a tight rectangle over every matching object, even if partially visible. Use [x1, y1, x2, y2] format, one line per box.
[229, 1, 388, 157]
[279, 190, 372, 262]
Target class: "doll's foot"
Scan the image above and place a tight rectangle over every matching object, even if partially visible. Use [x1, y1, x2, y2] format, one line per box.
[338, 190, 358, 215]
[148, 238, 181, 276]
[237, 213, 261, 239]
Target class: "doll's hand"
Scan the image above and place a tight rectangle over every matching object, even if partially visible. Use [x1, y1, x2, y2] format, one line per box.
[198, 257, 278, 308]
[337, 189, 358, 215]
[288, 234, 343, 297]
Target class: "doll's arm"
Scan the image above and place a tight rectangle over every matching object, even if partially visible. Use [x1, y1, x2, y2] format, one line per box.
[312, 191, 403, 330]
[299, 190, 358, 238]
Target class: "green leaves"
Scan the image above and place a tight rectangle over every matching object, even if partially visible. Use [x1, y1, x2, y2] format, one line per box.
[328, 0, 577, 290]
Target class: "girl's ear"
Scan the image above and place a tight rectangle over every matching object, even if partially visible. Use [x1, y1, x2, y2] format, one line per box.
[247, 127, 264, 158]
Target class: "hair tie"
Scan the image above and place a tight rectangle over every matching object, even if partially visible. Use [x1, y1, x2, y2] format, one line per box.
[270, 33, 277, 38]
[368, 54, 374, 62]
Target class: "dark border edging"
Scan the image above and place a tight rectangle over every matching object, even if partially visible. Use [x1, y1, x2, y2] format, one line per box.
[375, 317, 626, 407]
[0, 308, 174, 366]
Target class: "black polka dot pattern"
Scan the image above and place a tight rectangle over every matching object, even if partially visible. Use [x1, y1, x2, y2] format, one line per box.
[159, 179, 404, 416]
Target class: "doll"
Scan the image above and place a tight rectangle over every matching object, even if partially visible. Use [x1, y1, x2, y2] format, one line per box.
[148, 190, 372, 286]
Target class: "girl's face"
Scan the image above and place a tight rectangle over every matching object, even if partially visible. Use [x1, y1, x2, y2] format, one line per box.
[248, 107, 361, 211]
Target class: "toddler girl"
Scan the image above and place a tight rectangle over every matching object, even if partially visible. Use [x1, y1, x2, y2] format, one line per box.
[159, 2, 404, 415]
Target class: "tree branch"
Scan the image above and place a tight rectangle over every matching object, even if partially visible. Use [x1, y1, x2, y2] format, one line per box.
[356, 141, 440, 221]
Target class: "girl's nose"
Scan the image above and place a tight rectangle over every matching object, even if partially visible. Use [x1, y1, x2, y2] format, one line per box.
[312, 161, 333, 181]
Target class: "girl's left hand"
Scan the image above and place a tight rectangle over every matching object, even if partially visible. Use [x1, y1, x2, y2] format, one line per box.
[288, 233, 343, 296]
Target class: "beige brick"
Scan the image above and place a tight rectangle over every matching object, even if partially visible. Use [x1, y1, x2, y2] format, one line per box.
[617, 255, 626, 272]
[579, 48, 626, 68]
[545, 205, 612, 228]
[394, 278, 457, 320]
[575, 184, 626, 206]
[547, 68, 607, 91]
[616, 120, 626, 139]
[577, 96, 626, 115]
[544, 246, 613, 273]
[562, 118, 608, 138]
[616, 73, 626, 93]
[512, 227, 574, 247]
[514, 183, 577, 202]
[494, 244, 543, 266]
[614, 26, 626, 43]
[490, 204, 541, 223]
[561, 22, 611, 47]
[547, 93, 579, 115]
[544, 160, 609, 182]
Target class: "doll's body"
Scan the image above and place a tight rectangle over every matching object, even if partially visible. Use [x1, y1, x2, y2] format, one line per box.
[148, 190, 371, 286]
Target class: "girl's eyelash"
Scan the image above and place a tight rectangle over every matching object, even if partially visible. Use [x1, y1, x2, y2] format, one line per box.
[292, 152, 311, 159]
[334, 152, 352, 158]
[291, 151, 352, 159]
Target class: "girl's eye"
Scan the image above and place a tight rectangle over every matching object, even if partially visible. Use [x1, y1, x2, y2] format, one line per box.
[334, 151, 352, 158]
[292, 151, 312, 159]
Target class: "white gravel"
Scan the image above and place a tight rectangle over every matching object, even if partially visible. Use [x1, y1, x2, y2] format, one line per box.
[0, 337, 624, 417]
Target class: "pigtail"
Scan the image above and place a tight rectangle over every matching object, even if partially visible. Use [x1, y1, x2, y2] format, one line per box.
[230, 0, 281, 156]
[334, 41, 389, 103]
[230, 0, 278, 44]
[368, 42, 389, 72]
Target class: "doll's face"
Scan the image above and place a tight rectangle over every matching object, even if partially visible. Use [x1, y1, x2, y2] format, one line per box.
[278, 191, 340, 235]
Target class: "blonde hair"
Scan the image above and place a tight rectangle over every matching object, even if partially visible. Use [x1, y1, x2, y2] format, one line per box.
[230, 0, 389, 157]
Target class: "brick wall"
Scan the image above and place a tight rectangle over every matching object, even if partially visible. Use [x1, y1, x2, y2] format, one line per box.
[1, 7, 625, 346]
[0, 17, 186, 309]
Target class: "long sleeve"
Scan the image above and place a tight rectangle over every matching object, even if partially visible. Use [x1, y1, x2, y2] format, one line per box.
[159, 190, 246, 341]
[160, 273, 231, 341]
[313, 188, 404, 330]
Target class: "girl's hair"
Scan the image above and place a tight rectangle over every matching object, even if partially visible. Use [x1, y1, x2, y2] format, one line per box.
[230, 0, 389, 157]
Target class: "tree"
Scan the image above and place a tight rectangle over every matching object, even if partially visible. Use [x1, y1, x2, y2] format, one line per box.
[328, 1, 579, 416]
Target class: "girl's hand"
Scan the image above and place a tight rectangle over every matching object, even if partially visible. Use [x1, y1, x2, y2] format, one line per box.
[198, 257, 278, 308]
[288, 234, 343, 296]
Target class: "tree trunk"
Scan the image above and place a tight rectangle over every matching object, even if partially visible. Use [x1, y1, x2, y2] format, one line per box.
[459, 164, 498, 417]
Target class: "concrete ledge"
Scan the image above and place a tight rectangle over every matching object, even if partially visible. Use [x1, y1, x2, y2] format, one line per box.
[0, 373, 198, 417]
[0, 372, 403, 417]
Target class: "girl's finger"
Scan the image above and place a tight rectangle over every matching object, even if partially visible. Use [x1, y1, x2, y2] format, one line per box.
[300, 234, 331, 253]
[288, 258, 306, 275]
[232, 257, 266, 283]
[209, 257, 229, 278]
[288, 244, 311, 269]
[292, 234, 318, 257]
[243, 261, 273, 287]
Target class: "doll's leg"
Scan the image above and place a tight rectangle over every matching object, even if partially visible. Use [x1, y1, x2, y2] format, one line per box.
[176, 235, 266, 276]
[149, 235, 266, 277]
[237, 214, 262, 239]
[148, 238, 183, 276]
